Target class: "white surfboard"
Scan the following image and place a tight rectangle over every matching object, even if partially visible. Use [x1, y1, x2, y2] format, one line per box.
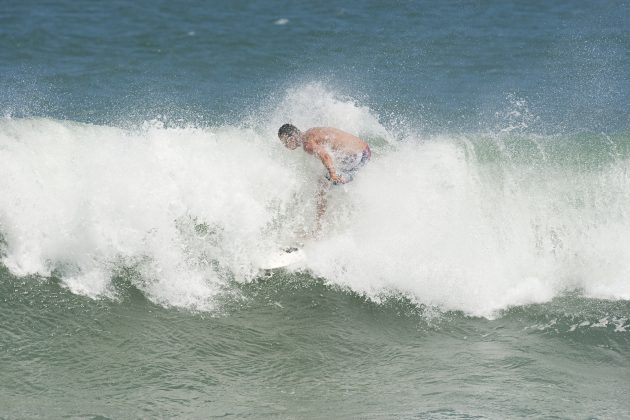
[259, 247, 306, 270]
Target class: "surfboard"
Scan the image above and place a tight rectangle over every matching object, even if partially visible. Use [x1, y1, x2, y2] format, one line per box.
[259, 247, 306, 270]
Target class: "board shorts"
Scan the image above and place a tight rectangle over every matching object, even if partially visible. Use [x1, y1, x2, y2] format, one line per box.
[326, 145, 371, 184]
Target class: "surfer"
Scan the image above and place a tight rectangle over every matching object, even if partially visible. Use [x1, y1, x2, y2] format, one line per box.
[278, 124, 371, 233]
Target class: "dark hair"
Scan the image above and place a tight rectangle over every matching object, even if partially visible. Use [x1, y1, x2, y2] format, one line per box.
[278, 123, 300, 138]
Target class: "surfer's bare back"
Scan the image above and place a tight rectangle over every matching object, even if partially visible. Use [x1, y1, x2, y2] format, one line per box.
[278, 124, 371, 231]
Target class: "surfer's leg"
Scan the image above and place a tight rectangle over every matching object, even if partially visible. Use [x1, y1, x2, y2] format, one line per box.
[315, 176, 331, 235]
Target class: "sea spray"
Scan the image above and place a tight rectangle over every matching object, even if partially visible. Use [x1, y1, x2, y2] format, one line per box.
[1, 86, 630, 316]
[0, 117, 299, 308]
[307, 137, 630, 317]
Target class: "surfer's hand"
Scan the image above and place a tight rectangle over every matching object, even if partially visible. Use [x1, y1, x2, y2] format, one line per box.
[330, 174, 345, 185]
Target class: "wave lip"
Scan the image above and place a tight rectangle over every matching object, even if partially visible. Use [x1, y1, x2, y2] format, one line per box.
[1, 86, 630, 316]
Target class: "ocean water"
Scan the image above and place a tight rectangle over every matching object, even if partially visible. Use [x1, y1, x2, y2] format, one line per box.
[1, 0, 630, 418]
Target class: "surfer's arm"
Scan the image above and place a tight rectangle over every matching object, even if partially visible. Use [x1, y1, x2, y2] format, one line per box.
[313, 146, 344, 184]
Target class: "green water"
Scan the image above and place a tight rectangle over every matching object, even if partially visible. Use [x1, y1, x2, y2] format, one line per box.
[2, 266, 628, 418]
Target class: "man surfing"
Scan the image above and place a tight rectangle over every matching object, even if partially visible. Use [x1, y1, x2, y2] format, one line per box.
[278, 124, 371, 233]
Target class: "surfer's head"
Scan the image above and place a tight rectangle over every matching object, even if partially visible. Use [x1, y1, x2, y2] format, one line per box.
[278, 124, 301, 150]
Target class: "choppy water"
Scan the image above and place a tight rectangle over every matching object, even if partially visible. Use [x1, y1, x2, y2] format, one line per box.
[1, 0, 629, 418]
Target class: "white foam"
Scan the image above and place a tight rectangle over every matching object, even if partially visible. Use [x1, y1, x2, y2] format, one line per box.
[1, 84, 629, 316]
[0, 117, 298, 308]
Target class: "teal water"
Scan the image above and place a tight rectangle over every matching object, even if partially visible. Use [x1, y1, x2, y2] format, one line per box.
[1, 0, 630, 418]
[2, 266, 629, 418]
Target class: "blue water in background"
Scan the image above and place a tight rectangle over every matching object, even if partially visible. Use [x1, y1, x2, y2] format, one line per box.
[1, 0, 628, 131]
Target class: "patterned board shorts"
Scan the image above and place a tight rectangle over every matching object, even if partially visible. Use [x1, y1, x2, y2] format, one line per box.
[326, 146, 371, 184]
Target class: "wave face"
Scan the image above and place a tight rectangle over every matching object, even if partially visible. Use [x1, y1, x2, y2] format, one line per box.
[1, 84, 629, 316]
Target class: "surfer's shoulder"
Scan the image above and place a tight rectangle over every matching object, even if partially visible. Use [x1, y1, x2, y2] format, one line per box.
[303, 127, 325, 138]
[302, 128, 325, 152]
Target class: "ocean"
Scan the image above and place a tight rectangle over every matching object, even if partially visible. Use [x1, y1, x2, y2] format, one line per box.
[1, 0, 629, 418]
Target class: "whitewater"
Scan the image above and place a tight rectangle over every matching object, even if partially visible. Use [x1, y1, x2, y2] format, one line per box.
[2, 85, 629, 318]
